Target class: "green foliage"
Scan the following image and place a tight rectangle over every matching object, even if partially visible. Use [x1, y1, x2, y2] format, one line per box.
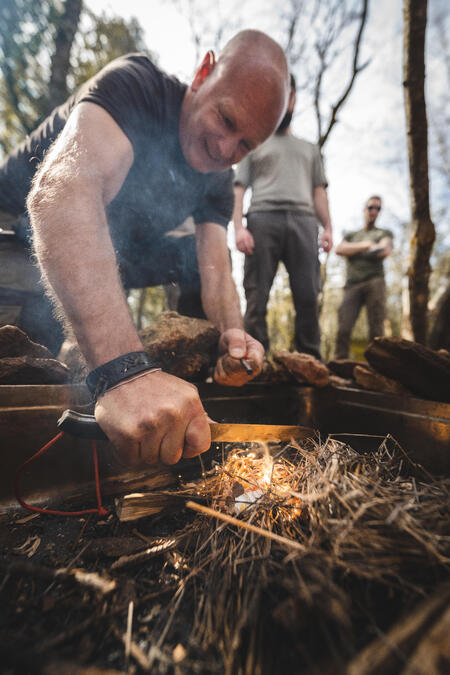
[0, 0, 57, 151]
[71, 10, 148, 87]
[0, 1, 148, 155]
[127, 287, 168, 330]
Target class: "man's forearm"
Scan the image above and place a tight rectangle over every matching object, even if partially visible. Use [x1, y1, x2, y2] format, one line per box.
[202, 271, 243, 333]
[335, 240, 372, 257]
[29, 181, 141, 368]
[313, 185, 332, 230]
[232, 184, 246, 234]
[196, 222, 243, 333]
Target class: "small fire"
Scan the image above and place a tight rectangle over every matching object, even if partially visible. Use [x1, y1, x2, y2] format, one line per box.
[215, 446, 303, 521]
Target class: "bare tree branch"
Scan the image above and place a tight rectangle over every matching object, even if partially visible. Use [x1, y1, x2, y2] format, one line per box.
[319, 0, 370, 147]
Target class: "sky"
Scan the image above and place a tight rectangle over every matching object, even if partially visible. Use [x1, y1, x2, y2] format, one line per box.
[85, 0, 448, 296]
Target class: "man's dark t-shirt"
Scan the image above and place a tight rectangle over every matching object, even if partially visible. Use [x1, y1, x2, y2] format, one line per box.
[343, 227, 394, 286]
[0, 54, 233, 288]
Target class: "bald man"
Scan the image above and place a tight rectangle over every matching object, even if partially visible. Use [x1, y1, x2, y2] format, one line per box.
[0, 30, 289, 466]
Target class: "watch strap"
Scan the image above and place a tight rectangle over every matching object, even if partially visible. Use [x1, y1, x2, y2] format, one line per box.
[86, 351, 161, 400]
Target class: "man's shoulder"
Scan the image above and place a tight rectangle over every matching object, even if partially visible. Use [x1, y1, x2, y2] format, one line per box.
[289, 135, 320, 153]
[377, 226, 394, 239]
[344, 227, 365, 240]
[81, 53, 184, 97]
[290, 134, 316, 147]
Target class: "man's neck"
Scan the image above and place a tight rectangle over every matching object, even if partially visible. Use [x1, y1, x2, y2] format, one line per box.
[275, 126, 291, 136]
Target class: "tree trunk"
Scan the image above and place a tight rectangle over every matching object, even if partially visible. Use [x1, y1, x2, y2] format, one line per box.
[47, 0, 83, 112]
[403, 0, 435, 344]
[429, 282, 450, 351]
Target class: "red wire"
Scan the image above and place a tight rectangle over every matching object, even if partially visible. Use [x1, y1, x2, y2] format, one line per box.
[14, 431, 109, 517]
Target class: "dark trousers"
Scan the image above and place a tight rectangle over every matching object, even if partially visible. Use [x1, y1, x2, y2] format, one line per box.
[335, 276, 386, 359]
[243, 210, 321, 359]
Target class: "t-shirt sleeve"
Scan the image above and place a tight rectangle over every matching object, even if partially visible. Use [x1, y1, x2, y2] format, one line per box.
[343, 231, 355, 242]
[192, 169, 234, 228]
[312, 146, 328, 188]
[382, 228, 394, 241]
[76, 55, 164, 157]
[233, 154, 251, 187]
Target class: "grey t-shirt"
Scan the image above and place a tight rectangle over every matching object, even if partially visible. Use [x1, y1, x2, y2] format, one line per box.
[234, 133, 327, 215]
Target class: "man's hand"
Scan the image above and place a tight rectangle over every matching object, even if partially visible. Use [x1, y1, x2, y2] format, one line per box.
[214, 328, 264, 386]
[94, 370, 211, 466]
[235, 227, 255, 255]
[319, 225, 333, 253]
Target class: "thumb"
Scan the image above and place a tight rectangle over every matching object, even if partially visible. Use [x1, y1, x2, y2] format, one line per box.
[223, 329, 247, 359]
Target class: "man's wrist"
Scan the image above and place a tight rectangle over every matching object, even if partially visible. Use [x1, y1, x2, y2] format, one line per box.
[86, 351, 161, 400]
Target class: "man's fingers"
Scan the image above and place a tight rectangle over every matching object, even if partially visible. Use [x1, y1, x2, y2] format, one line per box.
[159, 430, 184, 465]
[183, 413, 211, 458]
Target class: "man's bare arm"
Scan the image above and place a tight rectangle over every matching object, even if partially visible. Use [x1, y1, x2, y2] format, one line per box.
[313, 186, 333, 252]
[28, 103, 138, 365]
[335, 239, 373, 257]
[196, 221, 264, 385]
[376, 236, 394, 258]
[28, 102, 210, 465]
[232, 184, 254, 255]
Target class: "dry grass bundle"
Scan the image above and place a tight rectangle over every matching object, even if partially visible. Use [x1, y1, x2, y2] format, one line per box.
[143, 436, 450, 674]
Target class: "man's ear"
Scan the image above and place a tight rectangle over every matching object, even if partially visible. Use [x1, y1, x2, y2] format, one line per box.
[288, 88, 296, 112]
[192, 50, 216, 91]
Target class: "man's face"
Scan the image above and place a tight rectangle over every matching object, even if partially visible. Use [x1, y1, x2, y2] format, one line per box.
[364, 198, 382, 226]
[180, 64, 286, 173]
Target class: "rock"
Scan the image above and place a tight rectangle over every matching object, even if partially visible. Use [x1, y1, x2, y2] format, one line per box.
[139, 311, 220, 381]
[0, 356, 70, 385]
[0, 325, 53, 359]
[253, 358, 292, 383]
[58, 339, 88, 383]
[272, 351, 329, 387]
[354, 364, 411, 396]
[327, 358, 360, 379]
[328, 374, 353, 388]
[365, 337, 450, 402]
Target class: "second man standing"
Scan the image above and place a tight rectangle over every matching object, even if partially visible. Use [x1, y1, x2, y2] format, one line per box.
[232, 74, 333, 360]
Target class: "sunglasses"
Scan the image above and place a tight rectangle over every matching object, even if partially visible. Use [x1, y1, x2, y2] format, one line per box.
[367, 205, 381, 211]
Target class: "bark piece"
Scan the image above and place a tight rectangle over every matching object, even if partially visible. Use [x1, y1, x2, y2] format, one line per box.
[327, 359, 361, 379]
[254, 358, 292, 383]
[365, 337, 450, 402]
[328, 374, 353, 388]
[117, 491, 188, 522]
[0, 356, 70, 385]
[139, 311, 220, 381]
[58, 339, 88, 382]
[0, 325, 53, 359]
[273, 351, 329, 387]
[354, 364, 412, 396]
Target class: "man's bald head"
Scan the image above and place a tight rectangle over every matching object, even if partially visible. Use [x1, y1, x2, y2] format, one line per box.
[218, 29, 289, 97]
[179, 30, 289, 173]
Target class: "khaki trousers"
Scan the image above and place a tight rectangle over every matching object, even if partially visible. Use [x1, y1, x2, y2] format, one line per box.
[335, 276, 386, 359]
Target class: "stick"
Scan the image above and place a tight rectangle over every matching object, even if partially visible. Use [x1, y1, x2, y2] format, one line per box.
[186, 501, 305, 553]
[125, 600, 134, 669]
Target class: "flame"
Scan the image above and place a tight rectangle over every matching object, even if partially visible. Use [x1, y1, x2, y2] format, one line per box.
[215, 445, 303, 521]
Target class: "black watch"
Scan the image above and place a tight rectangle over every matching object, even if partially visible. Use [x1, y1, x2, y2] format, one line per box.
[86, 351, 160, 399]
